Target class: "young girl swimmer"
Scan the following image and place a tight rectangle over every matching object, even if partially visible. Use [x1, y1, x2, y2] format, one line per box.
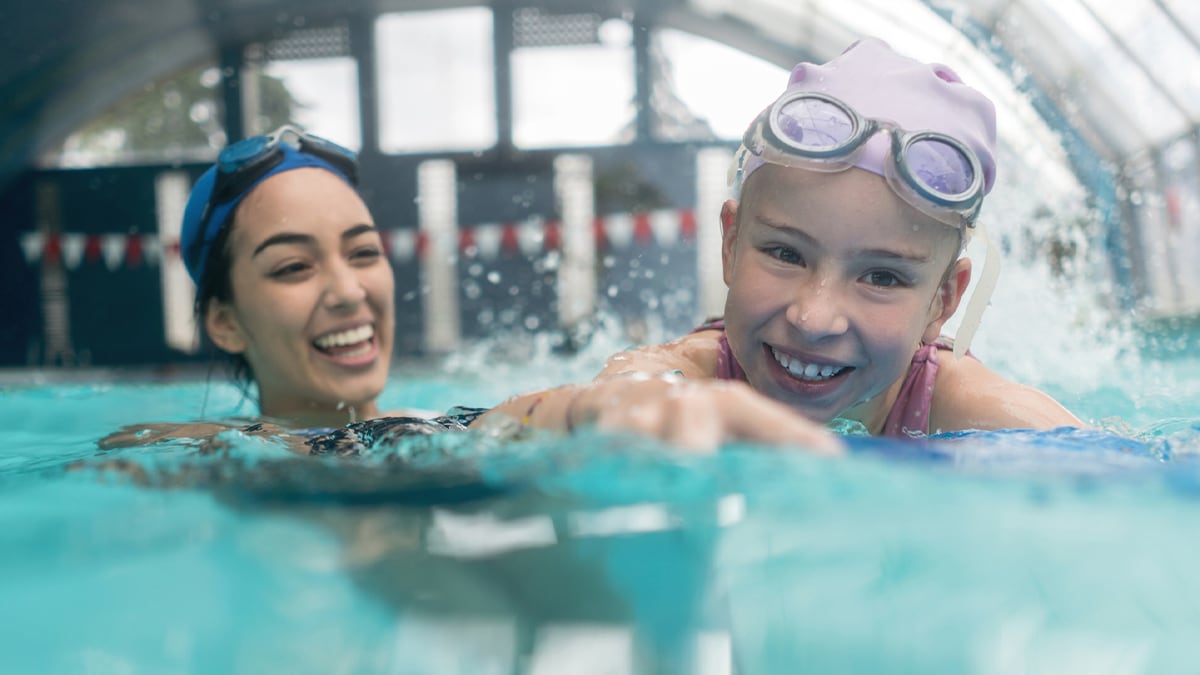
[479, 37, 1083, 451]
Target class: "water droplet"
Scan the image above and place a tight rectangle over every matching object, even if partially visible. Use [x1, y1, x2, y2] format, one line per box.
[486, 270, 502, 284]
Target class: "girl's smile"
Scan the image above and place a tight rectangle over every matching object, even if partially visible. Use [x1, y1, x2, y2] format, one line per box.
[721, 163, 966, 430]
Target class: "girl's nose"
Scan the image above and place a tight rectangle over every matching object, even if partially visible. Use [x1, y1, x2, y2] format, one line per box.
[785, 277, 849, 338]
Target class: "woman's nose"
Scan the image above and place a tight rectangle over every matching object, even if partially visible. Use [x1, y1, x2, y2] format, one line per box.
[323, 261, 367, 309]
[785, 276, 849, 337]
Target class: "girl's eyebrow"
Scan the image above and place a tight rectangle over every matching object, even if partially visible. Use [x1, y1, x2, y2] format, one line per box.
[252, 223, 378, 258]
[758, 218, 933, 263]
[759, 218, 816, 244]
[857, 247, 933, 264]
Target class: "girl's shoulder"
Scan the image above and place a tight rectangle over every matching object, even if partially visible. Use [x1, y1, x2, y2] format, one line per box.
[930, 350, 1084, 432]
[602, 330, 723, 379]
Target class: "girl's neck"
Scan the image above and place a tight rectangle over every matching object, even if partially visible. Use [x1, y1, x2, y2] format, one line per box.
[837, 376, 907, 436]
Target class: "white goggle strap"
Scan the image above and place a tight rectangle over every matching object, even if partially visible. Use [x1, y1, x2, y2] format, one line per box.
[952, 220, 1000, 360]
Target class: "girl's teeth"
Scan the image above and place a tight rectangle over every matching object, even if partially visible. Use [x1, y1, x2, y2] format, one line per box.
[772, 347, 845, 381]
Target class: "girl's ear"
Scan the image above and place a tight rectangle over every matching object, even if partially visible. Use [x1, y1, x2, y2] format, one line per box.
[720, 199, 740, 286]
[204, 300, 248, 354]
[923, 257, 972, 344]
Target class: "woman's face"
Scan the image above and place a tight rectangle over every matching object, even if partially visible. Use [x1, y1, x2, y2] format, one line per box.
[205, 168, 394, 423]
[721, 164, 967, 429]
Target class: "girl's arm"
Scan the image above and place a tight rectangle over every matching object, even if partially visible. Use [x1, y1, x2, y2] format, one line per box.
[474, 333, 843, 453]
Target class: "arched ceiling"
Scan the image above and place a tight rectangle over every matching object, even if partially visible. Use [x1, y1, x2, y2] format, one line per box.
[2, 0, 1197, 202]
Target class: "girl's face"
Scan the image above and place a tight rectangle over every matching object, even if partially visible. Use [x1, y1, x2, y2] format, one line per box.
[721, 164, 969, 430]
[205, 168, 394, 424]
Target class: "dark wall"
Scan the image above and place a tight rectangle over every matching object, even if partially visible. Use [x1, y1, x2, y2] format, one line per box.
[0, 142, 719, 367]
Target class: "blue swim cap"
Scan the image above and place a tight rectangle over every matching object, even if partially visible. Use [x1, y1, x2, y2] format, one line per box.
[181, 142, 355, 284]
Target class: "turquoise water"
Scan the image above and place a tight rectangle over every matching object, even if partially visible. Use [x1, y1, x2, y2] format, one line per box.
[2, 338, 1200, 674]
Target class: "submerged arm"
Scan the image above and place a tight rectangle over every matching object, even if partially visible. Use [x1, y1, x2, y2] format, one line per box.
[97, 421, 310, 454]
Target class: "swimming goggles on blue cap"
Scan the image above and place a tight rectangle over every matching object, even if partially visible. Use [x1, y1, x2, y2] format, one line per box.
[186, 125, 359, 276]
[737, 91, 985, 229]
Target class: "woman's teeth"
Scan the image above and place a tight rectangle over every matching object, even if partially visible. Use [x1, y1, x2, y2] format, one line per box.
[314, 325, 374, 350]
[772, 347, 845, 381]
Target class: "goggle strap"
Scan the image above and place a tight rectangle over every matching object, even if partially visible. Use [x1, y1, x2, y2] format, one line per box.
[727, 145, 748, 188]
[952, 220, 1001, 360]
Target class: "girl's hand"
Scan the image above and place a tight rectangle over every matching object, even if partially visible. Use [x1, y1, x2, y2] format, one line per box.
[565, 374, 843, 454]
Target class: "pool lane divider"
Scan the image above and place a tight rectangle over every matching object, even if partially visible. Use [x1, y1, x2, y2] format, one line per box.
[16, 208, 698, 270]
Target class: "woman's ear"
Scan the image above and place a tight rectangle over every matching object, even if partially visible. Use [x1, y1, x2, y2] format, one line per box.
[204, 300, 247, 354]
[923, 257, 972, 344]
[721, 199, 740, 286]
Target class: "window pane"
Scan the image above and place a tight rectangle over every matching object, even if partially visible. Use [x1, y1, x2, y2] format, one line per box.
[656, 29, 786, 140]
[376, 8, 497, 153]
[44, 63, 224, 167]
[513, 25, 634, 148]
[262, 57, 361, 150]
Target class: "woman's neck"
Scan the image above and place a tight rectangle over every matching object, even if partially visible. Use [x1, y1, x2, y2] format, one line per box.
[260, 399, 382, 429]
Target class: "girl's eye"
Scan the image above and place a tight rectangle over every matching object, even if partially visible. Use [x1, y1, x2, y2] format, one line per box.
[764, 246, 803, 265]
[864, 270, 905, 288]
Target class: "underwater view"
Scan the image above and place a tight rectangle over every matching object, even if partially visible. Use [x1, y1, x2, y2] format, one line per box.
[4, 275, 1200, 674]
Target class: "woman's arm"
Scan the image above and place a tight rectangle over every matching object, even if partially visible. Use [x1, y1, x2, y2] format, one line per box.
[97, 421, 309, 454]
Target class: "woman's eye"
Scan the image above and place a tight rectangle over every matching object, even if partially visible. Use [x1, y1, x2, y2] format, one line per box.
[269, 262, 310, 278]
[351, 247, 383, 263]
[764, 246, 803, 265]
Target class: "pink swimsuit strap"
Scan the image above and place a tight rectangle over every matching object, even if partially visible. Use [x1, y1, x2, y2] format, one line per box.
[880, 341, 953, 438]
[695, 319, 956, 438]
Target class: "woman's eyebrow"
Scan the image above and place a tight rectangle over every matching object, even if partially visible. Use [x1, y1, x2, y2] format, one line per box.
[252, 224, 378, 258]
[252, 232, 314, 258]
[342, 223, 378, 240]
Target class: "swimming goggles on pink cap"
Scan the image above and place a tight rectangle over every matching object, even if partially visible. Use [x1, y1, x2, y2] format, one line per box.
[737, 91, 986, 229]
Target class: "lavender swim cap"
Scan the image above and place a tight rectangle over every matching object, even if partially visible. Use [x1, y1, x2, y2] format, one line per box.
[736, 37, 997, 196]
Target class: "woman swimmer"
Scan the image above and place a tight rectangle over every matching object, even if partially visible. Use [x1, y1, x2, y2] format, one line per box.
[101, 126, 480, 453]
[479, 37, 1083, 451]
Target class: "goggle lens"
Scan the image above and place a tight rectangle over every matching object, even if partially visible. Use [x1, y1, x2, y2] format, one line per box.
[906, 136, 975, 198]
[775, 97, 856, 150]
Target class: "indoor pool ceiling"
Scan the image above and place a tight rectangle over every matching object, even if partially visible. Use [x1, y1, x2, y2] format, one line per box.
[1, 0, 1196, 196]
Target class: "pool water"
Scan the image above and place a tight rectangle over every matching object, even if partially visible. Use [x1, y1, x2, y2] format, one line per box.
[3, 322, 1200, 675]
